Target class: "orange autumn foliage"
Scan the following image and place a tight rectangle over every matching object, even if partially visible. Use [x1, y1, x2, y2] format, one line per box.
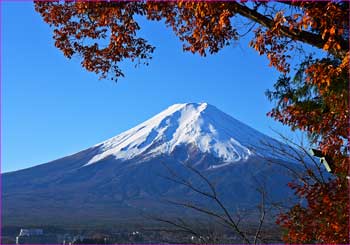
[34, 1, 349, 243]
[276, 178, 348, 243]
[269, 54, 349, 243]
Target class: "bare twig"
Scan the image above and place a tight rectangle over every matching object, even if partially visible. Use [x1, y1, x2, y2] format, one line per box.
[156, 160, 275, 244]
[253, 187, 266, 244]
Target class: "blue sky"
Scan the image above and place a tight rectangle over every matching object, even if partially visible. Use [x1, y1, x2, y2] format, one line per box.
[2, 2, 306, 173]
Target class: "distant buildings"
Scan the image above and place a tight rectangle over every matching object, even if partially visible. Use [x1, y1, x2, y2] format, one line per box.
[16, 229, 57, 244]
[63, 234, 85, 245]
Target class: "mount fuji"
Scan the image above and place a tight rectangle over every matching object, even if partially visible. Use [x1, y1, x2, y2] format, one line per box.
[2, 103, 300, 226]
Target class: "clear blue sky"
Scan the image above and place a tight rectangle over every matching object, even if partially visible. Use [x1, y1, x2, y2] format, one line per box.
[2, 2, 308, 173]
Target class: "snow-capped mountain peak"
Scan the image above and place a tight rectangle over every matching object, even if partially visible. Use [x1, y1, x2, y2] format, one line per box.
[84, 102, 280, 167]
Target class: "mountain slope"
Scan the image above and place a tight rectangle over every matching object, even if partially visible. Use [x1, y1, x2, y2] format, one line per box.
[2, 103, 300, 226]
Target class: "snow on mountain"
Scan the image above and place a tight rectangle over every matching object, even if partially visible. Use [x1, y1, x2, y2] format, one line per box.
[85, 102, 282, 167]
[2, 102, 301, 227]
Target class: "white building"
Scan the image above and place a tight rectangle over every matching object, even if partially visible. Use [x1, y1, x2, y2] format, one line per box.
[18, 229, 44, 236]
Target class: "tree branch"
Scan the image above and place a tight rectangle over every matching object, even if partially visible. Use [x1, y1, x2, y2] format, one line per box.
[230, 2, 348, 59]
[253, 187, 266, 244]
